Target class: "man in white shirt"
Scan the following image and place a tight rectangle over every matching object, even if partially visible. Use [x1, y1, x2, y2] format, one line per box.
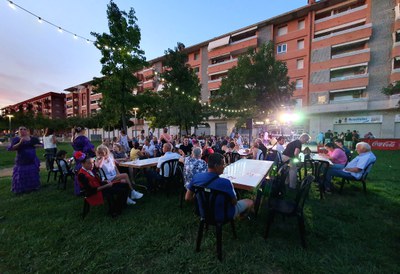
[156, 143, 181, 176]
[142, 139, 155, 158]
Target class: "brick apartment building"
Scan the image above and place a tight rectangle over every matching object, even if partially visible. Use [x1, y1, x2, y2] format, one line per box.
[1, 92, 66, 119]
[53, 0, 400, 137]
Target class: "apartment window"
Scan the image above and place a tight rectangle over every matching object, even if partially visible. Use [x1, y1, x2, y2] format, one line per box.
[277, 44, 287, 54]
[295, 79, 304, 89]
[194, 52, 199, 60]
[330, 64, 368, 81]
[298, 19, 305, 30]
[314, 20, 365, 39]
[294, 98, 303, 108]
[193, 67, 200, 74]
[297, 39, 305, 50]
[394, 57, 400, 70]
[331, 39, 368, 57]
[297, 59, 304, 69]
[329, 88, 366, 103]
[395, 31, 400, 43]
[318, 95, 328, 104]
[277, 25, 288, 36]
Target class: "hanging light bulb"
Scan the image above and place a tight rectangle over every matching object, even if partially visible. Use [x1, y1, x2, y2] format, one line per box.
[58, 27, 63, 33]
[8, 1, 16, 9]
[86, 39, 90, 44]
[37, 17, 43, 23]
[74, 34, 78, 39]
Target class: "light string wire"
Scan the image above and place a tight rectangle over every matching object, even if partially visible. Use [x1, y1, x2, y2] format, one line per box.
[6, 0, 95, 44]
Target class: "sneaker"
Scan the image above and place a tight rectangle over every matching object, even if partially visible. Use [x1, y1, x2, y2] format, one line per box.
[131, 190, 143, 200]
[127, 197, 136, 205]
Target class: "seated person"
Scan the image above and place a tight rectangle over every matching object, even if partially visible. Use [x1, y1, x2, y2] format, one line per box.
[77, 154, 130, 217]
[275, 136, 286, 153]
[141, 138, 155, 158]
[334, 139, 352, 160]
[323, 142, 376, 193]
[184, 147, 208, 188]
[56, 150, 74, 175]
[255, 138, 267, 158]
[179, 137, 193, 156]
[146, 143, 181, 190]
[96, 145, 143, 203]
[129, 142, 145, 161]
[112, 143, 128, 160]
[185, 153, 254, 219]
[320, 142, 347, 167]
[251, 142, 263, 160]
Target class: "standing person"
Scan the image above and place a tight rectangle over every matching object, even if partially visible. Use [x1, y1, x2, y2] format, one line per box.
[7, 126, 42, 194]
[117, 130, 131, 153]
[71, 126, 95, 195]
[352, 130, 360, 149]
[316, 132, 324, 145]
[324, 130, 333, 144]
[275, 136, 286, 153]
[185, 153, 254, 219]
[43, 128, 57, 171]
[160, 127, 172, 144]
[344, 130, 353, 149]
[281, 133, 311, 189]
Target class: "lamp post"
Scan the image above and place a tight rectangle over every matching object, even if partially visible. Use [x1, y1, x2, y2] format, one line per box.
[132, 107, 139, 138]
[6, 114, 14, 137]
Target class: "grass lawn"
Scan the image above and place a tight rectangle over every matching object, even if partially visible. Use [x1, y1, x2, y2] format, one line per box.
[0, 150, 399, 273]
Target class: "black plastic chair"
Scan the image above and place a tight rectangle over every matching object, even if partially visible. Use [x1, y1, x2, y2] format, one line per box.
[224, 152, 240, 165]
[46, 166, 59, 183]
[193, 186, 237, 261]
[264, 175, 314, 248]
[55, 159, 75, 190]
[159, 159, 180, 193]
[258, 152, 264, 160]
[339, 161, 375, 193]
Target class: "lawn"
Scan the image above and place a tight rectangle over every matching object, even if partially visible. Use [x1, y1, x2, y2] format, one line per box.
[0, 150, 399, 273]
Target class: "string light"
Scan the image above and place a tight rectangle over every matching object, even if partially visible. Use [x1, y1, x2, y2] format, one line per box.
[5, 0, 95, 44]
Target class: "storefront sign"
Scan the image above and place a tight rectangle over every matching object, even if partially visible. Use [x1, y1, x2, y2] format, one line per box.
[363, 138, 400, 150]
[334, 115, 382, 124]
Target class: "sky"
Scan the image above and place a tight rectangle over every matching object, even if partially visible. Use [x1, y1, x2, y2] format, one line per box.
[0, 0, 308, 108]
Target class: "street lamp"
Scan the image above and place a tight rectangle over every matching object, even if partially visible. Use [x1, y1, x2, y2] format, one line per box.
[132, 107, 139, 138]
[6, 114, 14, 138]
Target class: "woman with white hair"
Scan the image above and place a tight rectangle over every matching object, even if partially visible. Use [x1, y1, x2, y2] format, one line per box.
[183, 147, 208, 188]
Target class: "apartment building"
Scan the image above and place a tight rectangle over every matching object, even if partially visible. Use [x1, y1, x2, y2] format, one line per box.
[63, 0, 400, 138]
[1, 92, 66, 119]
[64, 82, 101, 118]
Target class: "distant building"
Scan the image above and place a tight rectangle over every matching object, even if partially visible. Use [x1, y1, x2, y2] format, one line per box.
[64, 81, 101, 118]
[1, 92, 66, 119]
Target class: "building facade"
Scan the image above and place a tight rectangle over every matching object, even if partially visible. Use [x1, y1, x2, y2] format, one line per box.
[64, 82, 101, 118]
[1, 92, 66, 119]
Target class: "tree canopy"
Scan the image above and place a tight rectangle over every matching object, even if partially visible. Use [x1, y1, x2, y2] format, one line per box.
[91, 1, 146, 131]
[210, 42, 295, 125]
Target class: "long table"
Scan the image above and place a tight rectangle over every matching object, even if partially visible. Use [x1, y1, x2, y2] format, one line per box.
[119, 157, 161, 169]
[220, 159, 274, 216]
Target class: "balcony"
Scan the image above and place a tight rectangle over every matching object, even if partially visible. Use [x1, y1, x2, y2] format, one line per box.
[208, 36, 257, 59]
[330, 63, 368, 82]
[315, 4, 367, 24]
[208, 58, 238, 75]
[313, 22, 371, 42]
[143, 80, 155, 90]
[331, 39, 369, 59]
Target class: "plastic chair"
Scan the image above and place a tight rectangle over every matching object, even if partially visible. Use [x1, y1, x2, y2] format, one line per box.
[339, 161, 375, 193]
[159, 159, 180, 193]
[264, 175, 314, 248]
[46, 166, 59, 183]
[224, 152, 240, 165]
[193, 186, 237, 261]
[55, 159, 75, 190]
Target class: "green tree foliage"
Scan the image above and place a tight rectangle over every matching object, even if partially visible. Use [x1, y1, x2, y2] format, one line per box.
[139, 43, 205, 134]
[211, 42, 295, 125]
[91, 1, 146, 131]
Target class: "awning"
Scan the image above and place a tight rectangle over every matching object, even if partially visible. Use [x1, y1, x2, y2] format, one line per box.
[208, 36, 230, 51]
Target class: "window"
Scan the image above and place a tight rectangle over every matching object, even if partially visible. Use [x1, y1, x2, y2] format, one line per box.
[331, 38, 368, 57]
[295, 79, 304, 89]
[277, 26, 288, 36]
[318, 95, 328, 104]
[193, 67, 200, 74]
[395, 31, 400, 43]
[329, 88, 366, 103]
[277, 44, 287, 54]
[297, 59, 304, 69]
[297, 39, 305, 50]
[298, 19, 305, 30]
[194, 52, 199, 60]
[394, 57, 400, 70]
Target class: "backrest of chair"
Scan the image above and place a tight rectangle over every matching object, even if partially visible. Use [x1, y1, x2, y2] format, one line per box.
[57, 159, 71, 175]
[160, 159, 179, 178]
[361, 161, 375, 181]
[269, 163, 289, 199]
[258, 151, 264, 160]
[294, 175, 314, 212]
[194, 186, 231, 224]
[224, 152, 240, 165]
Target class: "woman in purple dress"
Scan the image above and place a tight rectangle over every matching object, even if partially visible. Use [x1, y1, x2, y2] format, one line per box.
[71, 126, 95, 195]
[7, 126, 42, 194]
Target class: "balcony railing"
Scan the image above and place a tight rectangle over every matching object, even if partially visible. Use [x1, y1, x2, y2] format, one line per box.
[315, 4, 367, 24]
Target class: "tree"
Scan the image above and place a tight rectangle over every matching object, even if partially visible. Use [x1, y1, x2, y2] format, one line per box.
[140, 42, 205, 134]
[210, 42, 295, 126]
[91, 1, 146, 132]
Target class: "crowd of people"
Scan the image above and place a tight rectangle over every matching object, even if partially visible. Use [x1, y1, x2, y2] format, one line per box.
[6, 125, 377, 217]
[316, 129, 375, 149]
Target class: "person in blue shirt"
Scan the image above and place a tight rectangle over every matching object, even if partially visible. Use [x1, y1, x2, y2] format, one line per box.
[185, 153, 253, 220]
[323, 142, 376, 193]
